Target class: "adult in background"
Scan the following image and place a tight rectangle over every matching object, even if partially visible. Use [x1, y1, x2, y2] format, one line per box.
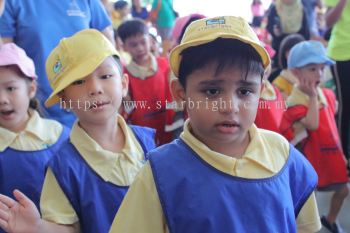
[131, 0, 149, 20]
[266, 0, 310, 68]
[324, 0, 350, 170]
[0, 0, 114, 127]
[150, 0, 176, 56]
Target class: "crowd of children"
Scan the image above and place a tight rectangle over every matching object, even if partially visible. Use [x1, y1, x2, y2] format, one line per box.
[0, 0, 349, 232]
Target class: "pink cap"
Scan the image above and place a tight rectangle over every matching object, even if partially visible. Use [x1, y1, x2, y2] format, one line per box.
[172, 13, 206, 44]
[0, 43, 37, 80]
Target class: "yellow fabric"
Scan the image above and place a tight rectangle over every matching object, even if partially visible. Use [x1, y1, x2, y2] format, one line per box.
[0, 110, 62, 152]
[45, 29, 120, 107]
[169, 16, 270, 77]
[126, 54, 158, 80]
[109, 120, 321, 233]
[260, 79, 277, 101]
[40, 115, 145, 224]
[287, 86, 328, 108]
[273, 69, 298, 98]
[276, 0, 303, 34]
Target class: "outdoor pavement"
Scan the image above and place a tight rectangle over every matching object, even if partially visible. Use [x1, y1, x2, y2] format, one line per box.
[316, 184, 350, 233]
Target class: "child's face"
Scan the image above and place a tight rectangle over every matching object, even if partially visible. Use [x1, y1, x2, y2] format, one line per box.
[59, 57, 128, 125]
[123, 33, 151, 65]
[0, 66, 36, 132]
[173, 62, 262, 152]
[294, 63, 324, 85]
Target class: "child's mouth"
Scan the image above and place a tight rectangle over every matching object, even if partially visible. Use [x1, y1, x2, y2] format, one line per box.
[0, 110, 14, 116]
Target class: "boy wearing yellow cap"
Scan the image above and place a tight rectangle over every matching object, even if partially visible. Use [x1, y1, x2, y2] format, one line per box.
[109, 16, 321, 233]
[0, 29, 155, 233]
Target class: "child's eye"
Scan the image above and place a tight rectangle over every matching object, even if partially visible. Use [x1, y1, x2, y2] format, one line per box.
[238, 89, 252, 96]
[72, 79, 85, 85]
[204, 88, 220, 96]
[101, 74, 113, 79]
[6, 87, 16, 92]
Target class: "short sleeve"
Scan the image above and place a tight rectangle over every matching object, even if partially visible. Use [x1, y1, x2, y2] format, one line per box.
[40, 168, 79, 225]
[296, 192, 322, 233]
[88, 0, 112, 31]
[109, 163, 169, 233]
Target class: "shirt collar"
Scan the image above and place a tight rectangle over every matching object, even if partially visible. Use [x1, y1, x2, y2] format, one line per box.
[180, 119, 279, 175]
[126, 54, 158, 80]
[0, 110, 58, 151]
[287, 86, 328, 107]
[69, 115, 143, 182]
[260, 79, 277, 100]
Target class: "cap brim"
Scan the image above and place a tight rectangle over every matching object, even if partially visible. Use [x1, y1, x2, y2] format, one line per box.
[45, 54, 115, 107]
[170, 33, 270, 77]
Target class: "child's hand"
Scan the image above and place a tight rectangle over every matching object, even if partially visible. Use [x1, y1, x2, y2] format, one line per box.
[0, 190, 41, 233]
[298, 76, 318, 98]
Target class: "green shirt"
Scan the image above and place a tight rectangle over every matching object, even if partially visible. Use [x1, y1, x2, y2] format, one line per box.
[152, 0, 176, 28]
[324, 0, 350, 60]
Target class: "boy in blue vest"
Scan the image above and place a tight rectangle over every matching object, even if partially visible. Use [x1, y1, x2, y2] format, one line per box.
[109, 16, 321, 233]
[0, 29, 155, 233]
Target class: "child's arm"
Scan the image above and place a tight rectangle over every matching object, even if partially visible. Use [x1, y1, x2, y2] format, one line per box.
[298, 76, 319, 131]
[0, 190, 80, 233]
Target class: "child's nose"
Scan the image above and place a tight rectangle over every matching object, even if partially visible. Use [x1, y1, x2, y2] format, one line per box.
[218, 94, 239, 114]
[0, 91, 9, 105]
[87, 79, 103, 97]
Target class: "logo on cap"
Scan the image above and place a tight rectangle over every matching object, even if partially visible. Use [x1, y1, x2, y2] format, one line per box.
[206, 17, 225, 26]
[53, 58, 62, 74]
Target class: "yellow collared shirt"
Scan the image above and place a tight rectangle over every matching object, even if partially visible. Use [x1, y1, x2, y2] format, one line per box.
[40, 115, 145, 224]
[109, 120, 321, 233]
[126, 54, 158, 80]
[0, 110, 62, 152]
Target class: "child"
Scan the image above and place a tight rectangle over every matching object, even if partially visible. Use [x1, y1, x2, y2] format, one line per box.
[272, 33, 305, 99]
[255, 64, 285, 133]
[111, 0, 130, 29]
[117, 19, 175, 145]
[109, 16, 321, 233]
[280, 40, 349, 233]
[0, 43, 69, 216]
[0, 29, 155, 233]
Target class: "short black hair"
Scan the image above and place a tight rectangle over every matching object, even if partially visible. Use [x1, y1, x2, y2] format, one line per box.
[178, 38, 265, 88]
[114, 0, 128, 10]
[117, 19, 148, 43]
[278, 34, 305, 69]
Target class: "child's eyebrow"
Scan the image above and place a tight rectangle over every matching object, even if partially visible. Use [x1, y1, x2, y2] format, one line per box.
[198, 80, 224, 86]
[236, 80, 260, 87]
[1, 80, 18, 85]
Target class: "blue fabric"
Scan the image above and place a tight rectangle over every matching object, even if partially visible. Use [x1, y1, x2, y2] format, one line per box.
[149, 139, 318, 233]
[0, 126, 70, 212]
[0, 0, 111, 127]
[49, 125, 155, 233]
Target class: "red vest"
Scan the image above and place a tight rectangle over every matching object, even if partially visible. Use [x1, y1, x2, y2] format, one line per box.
[124, 57, 175, 145]
[280, 88, 348, 188]
[255, 84, 285, 133]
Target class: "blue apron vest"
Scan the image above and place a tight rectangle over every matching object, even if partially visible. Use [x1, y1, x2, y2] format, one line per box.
[149, 139, 318, 233]
[0, 126, 70, 212]
[49, 125, 155, 233]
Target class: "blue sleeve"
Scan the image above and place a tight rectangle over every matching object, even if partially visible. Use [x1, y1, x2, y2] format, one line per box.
[88, 0, 112, 31]
[0, 0, 17, 38]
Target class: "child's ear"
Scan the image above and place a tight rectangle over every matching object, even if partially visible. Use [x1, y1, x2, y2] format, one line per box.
[28, 80, 37, 99]
[171, 78, 185, 102]
[121, 73, 129, 98]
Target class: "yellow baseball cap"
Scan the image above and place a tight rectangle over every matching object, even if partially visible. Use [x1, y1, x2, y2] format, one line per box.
[45, 29, 120, 107]
[169, 16, 270, 77]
